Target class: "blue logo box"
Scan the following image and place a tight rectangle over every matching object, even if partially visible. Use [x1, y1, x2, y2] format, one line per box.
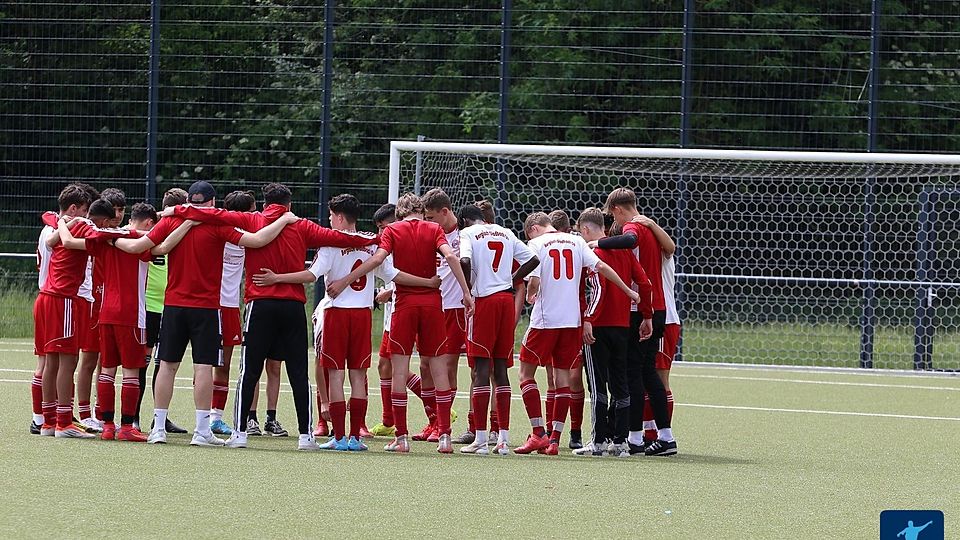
[880, 510, 944, 540]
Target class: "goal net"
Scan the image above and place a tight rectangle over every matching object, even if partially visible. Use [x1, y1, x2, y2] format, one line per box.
[388, 141, 960, 371]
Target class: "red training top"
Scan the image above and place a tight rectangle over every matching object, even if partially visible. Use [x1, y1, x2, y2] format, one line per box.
[378, 217, 448, 309]
[623, 221, 666, 311]
[584, 247, 653, 327]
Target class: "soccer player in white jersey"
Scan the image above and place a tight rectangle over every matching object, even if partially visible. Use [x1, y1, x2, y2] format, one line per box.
[30, 210, 59, 434]
[514, 212, 640, 456]
[456, 205, 539, 455]
[631, 215, 682, 443]
[252, 194, 439, 451]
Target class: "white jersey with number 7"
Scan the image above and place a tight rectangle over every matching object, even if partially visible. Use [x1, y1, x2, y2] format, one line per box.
[459, 223, 535, 299]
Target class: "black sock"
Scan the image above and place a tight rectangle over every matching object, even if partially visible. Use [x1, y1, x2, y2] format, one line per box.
[267, 409, 277, 423]
[121, 414, 136, 425]
[248, 410, 258, 422]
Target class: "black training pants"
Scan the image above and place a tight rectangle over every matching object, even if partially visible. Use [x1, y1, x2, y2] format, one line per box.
[583, 326, 630, 444]
[627, 310, 669, 431]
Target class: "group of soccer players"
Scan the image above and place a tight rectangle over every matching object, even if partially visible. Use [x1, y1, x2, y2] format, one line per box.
[30, 180, 680, 457]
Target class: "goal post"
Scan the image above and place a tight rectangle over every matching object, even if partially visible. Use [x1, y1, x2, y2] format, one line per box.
[387, 140, 960, 371]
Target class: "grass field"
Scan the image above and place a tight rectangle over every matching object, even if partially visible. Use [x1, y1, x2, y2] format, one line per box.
[1, 339, 958, 539]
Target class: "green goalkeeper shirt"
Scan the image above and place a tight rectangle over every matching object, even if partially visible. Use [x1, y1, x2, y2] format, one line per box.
[145, 256, 167, 314]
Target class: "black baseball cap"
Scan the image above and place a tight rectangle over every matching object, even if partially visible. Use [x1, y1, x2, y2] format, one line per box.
[188, 181, 216, 204]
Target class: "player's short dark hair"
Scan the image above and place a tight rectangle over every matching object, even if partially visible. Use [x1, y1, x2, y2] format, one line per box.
[328, 193, 361, 224]
[162, 188, 188, 209]
[76, 183, 100, 204]
[263, 183, 292, 206]
[422, 188, 452, 211]
[458, 204, 484, 224]
[373, 203, 396, 225]
[549, 209, 571, 232]
[57, 184, 92, 212]
[603, 187, 637, 213]
[576, 207, 604, 230]
[88, 199, 116, 221]
[224, 190, 256, 212]
[395, 192, 424, 219]
[130, 202, 158, 223]
[523, 211, 551, 235]
[475, 200, 496, 223]
[101, 188, 126, 209]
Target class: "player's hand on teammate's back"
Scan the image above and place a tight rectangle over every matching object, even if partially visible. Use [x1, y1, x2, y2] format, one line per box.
[375, 288, 393, 304]
[280, 211, 299, 224]
[586, 240, 599, 249]
[158, 205, 177, 218]
[326, 277, 349, 298]
[632, 214, 655, 228]
[639, 318, 653, 340]
[627, 289, 641, 304]
[252, 267, 278, 286]
[582, 321, 596, 345]
[427, 275, 442, 288]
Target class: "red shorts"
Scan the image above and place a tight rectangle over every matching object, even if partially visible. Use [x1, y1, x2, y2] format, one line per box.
[79, 300, 100, 353]
[100, 324, 147, 369]
[467, 292, 515, 360]
[379, 330, 391, 360]
[389, 304, 446, 358]
[468, 352, 515, 369]
[33, 293, 80, 356]
[657, 323, 681, 370]
[441, 308, 466, 356]
[220, 306, 243, 347]
[320, 307, 372, 370]
[520, 327, 582, 370]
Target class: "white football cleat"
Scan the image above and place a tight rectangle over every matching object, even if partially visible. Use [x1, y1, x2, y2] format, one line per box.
[190, 431, 225, 447]
[147, 429, 167, 444]
[225, 432, 248, 448]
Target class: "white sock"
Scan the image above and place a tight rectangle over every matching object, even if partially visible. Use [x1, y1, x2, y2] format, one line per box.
[642, 420, 657, 431]
[658, 427, 674, 442]
[195, 409, 211, 435]
[628, 430, 644, 446]
[154, 408, 168, 430]
[475, 430, 488, 445]
[499, 429, 509, 445]
[210, 408, 223, 422]
[33, 413, 44, 425]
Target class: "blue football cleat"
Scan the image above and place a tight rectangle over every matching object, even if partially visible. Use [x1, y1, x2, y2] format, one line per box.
[210, 419, 233, 436]
[347, 436, 368, 452]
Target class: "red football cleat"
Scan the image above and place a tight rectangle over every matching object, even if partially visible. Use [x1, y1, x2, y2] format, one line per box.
[313, 420, 329, 438]
[543, 442, 559, 455]
[359, 425, 374, 439]
[411, 422, 434, 442]
[117, 425, 148, 442]
[101, 422, 116, 441]
[427, 426, 441, 443]
[514, 433, 550, 455]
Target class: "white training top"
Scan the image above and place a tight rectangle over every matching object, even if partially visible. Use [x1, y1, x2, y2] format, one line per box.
[307, 241, 400, 309]
[526, 231, 600, 329]
[381, 255, 397, 331]
[78, 257, 94, 302]
[662, 254, 680, 324]
[220, 242, 245, 308]
[438, 227, 463, 310]
[459, 223, 534, 298]
[37, 225, 55, 290]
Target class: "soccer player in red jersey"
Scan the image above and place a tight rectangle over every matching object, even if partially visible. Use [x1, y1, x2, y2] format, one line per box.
[253, 194, 439, 451]
[598, 187, 677, 456]
[457, 204, 539, 455]
[165, 182, 379, 451]
[514, 212, 640, 456]
[29, 210, 60, 434]
[576, 208, 654, 456]
[422, 188, 467, 443]
[327, 192, 474, 453]
[116, 181, 296, 447]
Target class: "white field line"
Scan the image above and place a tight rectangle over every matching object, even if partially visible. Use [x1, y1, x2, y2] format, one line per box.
[2, 377, 959, 423]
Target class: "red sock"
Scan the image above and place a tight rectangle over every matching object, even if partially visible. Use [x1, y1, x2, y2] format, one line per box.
[379, 378, 394, 426]
[97, 373, 116, 422]
[520, 379, 545, 437]
[435, 389, 454, 435]
[471, 386, 490, 432]
[330, 400, 347, 439]
[545, 390, 556, 432]
[467, 396, 476, 433]
[315, 391, 324, 424]
[31, 375, 43, 416]
[56, 401, 73, 429]
[667, 390, 674, 424]
[570, 390, 585, 431]
[405, 373, 423, 398]
[421, 386, 437, 422]
[494, 385, 511, 430]
[42, 401, 56, 427]
[549, 386, 571, 442]
[643, 393, 658, 441]
[391, 392, 408, 436]
[120, 376, 138, 421]
[94, 403, 102, 421]
[212, 382, 229, 411]
[349, 397, 367, 438]
[490, 408, 500, 432]
[78, 400, 91, 420]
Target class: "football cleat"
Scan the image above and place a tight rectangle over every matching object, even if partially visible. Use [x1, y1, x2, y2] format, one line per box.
[494, 440, 510, 456]
[318, 437, 340, 450]
[297, 435, 321, 451]
[427, 426, 441, 443]
[347, 436, 368, 452]
[263, 419, 289, 437]
[437, 434, 453, 454]
[452, 430, 475, 445]
[411, 423, 434, 442]
[644, 439, 678, 457]
[450, 408, 458, 424]
[210, 419, 233, 436]
[30, 421, 42, 435]
[358, 425, 374, 439]
[543, 442, 560, 456]
[40, 424, 56, 437]
[151, 418, 188, 434]
[55, 425, 95, 439]
[610, 443, 631, 458]
[247, 418, 263, 436]
[384, 435, 410, 453]
[335, 437, 350, 451]
[101, 422, 117, 441]
[513, 433, 550, 455]
[225, 432, 248, 448]
[628, 441, 649, 456]
[568, 429, 583, 450]
[487, 431, 499, 446]
[189, 431, 225, 447]
[147, 429, 167, 444]
[312, 420, 329, 438]
[369, 423, 396, 437]
[459, 439, 488, 455]
[572, 441, 596, 456]
[80, 417, 104, 433]
[117, 425, 148, 442]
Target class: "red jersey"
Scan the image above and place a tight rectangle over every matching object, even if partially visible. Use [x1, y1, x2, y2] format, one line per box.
[623, 221, 666, 311]
[584, 247, 653, 327]
[378, 217, 448, 309]
[147, 217, 243, 309]
[84, 229, 150, 328]
[175, 203, 378, 303]
[41, 217, 93, 299]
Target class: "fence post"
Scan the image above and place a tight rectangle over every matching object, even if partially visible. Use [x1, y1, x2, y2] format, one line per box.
[860, 0, 881, 369]
[495, 0, 512, 224]
[145, 0, 161, 204]
[914, 188, 936, 370]
[674, 0, 694, 362]
[315, 0, 335, 307]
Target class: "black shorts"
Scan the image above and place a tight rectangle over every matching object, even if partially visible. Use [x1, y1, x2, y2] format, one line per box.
[242, 299, 308, 365]
[146, 310, 162, 348]
[156, 306, 222, 366]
